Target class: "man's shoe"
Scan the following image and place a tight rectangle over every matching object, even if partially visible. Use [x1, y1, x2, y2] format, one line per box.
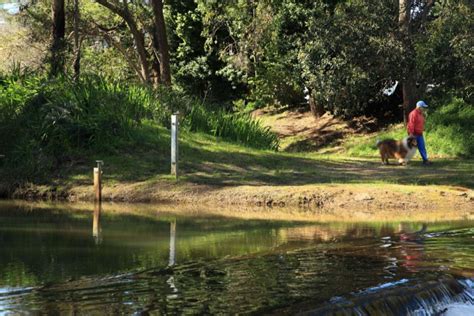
[422, 160, 433, 166]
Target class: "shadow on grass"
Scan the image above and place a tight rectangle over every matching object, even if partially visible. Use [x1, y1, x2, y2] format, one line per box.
[92, 146, 474, 190]
[56, 124, 473, 190]
[183, 150, 474, 188]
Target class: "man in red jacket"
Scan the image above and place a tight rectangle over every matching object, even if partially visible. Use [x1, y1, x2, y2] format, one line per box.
[407, 100, 432, 165]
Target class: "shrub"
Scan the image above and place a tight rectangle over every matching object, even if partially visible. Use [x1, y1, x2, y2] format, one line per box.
[0, 74, 152, 180]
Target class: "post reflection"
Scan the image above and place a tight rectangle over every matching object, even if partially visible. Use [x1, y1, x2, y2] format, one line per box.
[169, 220, 176, 266]
[167, 220, 178, 297]
[93, 203, 103, 245]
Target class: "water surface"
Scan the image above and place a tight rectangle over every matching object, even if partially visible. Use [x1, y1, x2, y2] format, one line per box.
[0, 201, 473, 314]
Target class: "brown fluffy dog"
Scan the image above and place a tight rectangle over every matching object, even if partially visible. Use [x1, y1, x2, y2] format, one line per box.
[376, 136, 418, 165]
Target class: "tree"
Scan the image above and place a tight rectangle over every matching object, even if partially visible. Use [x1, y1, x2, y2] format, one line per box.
[72, 0, 81, 80]
[95, 0, 151, 84]
[416, 0, 474, 103]
[50, 0, 65, 76]
[151, 0, 171, 86]
[398, 0, 436, 121]
[299, 0, 402, 117]
[94, 0, 171, 87]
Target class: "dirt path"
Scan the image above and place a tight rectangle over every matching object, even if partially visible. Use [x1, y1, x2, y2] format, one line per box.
[253, 109, 377, 152]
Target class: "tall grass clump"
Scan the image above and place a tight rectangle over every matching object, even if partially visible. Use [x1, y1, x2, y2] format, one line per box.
[185, 105, 279, 150]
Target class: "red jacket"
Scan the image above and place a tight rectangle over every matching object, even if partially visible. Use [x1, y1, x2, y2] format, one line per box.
[407, 108, 425, 136]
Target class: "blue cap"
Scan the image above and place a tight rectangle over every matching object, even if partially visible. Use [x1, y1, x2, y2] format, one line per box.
[416, 100, 428, 108]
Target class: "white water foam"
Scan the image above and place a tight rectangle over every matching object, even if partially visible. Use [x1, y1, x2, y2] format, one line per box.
[443, 303, 474, 316]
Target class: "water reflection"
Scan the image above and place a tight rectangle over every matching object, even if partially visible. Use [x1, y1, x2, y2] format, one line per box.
[92, 203, 102, 245]
[0, 202, 472, 314]
[397, 223, 427, 273]
[169, 220, 176, 266]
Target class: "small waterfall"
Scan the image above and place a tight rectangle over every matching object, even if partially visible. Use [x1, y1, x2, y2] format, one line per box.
[299, 276, 474, 316]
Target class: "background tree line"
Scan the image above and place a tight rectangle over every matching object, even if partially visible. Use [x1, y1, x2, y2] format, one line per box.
[3, 0, 470, 119]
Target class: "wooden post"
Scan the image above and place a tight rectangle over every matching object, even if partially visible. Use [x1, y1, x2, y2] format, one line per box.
[94, 160, 103, 203]
[171, 113, 179, 177]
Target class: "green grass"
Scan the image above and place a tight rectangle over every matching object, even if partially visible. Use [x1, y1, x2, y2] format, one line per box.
[2, 110, 473, 192]
[185, 104, 279, 151]
[32, 120, 472, 190]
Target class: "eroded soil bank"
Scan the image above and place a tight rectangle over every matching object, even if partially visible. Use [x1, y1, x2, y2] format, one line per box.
[8, 181, 474, 214]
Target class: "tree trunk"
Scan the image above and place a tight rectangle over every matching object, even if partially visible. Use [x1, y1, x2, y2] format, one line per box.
[399, 0, 418, 123]
[51, 0, 65, 76]
[151, 0, 171, 86]
[95, 0, 151, 84]
[128, 21, 151, 84]
[309, 92, 325, 118]
[73, 0, 81, 80]
[151, 34, 162, 88]
[402, 71, 418, 125]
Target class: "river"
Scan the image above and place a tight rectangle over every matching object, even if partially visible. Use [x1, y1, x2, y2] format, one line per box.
[0, 201, 473, 314]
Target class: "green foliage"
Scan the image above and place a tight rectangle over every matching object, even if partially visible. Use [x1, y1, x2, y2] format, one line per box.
[0, 73, 151, 180]
[81, 45, 134, 82]
[6, 0, 472, 117]
[300, 0, 402, 116]
[416, 2, 474, 103]
[185, 105, 279, 151]
[167, 0, 237, 102]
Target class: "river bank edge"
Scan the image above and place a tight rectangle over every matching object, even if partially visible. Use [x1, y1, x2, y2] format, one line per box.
[2, 180, 474, 214]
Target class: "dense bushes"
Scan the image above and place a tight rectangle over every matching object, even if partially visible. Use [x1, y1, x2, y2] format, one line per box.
[0, 73, 278, 181]
[0, 74, 145, 179]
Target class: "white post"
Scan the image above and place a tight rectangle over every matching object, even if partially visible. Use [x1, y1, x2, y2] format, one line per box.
[171, 113, 179, 177]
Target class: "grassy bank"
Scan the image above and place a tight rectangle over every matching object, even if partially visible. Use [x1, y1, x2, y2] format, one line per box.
[3, 120, 472, 212]
[3, 120, 473, 192]
[0, 73, 278, 185]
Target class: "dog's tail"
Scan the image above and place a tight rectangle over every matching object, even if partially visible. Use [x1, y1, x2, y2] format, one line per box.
[375, 138, 382, 147]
